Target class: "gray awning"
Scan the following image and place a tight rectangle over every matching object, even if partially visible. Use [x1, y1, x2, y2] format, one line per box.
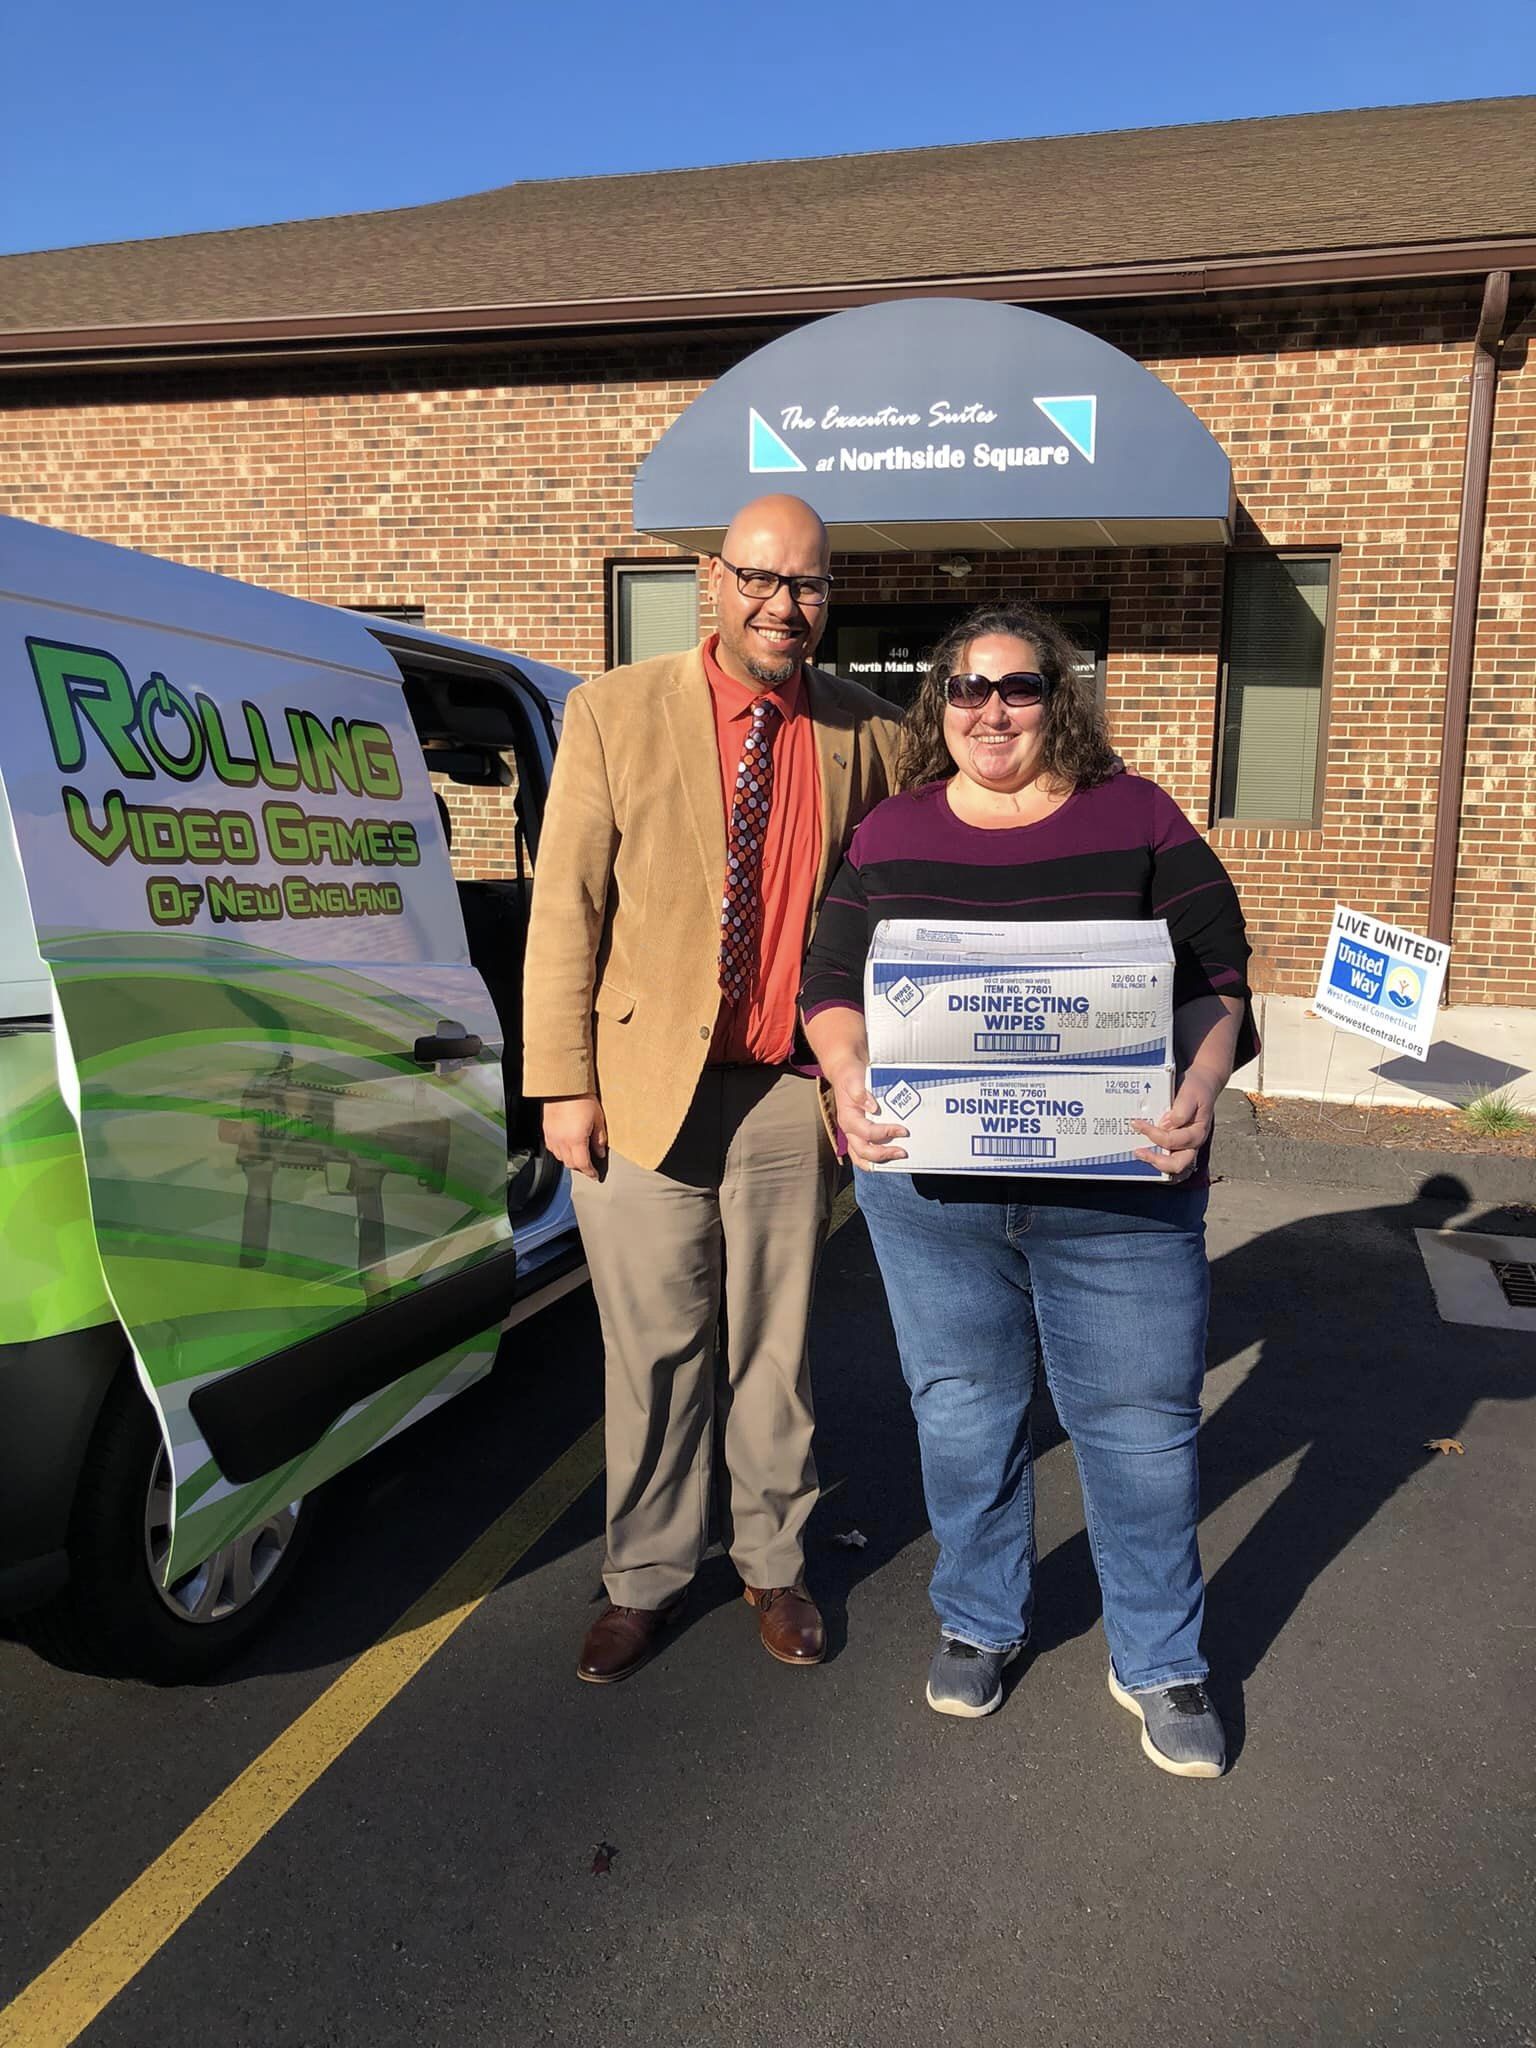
[634, 297, 1234, 552]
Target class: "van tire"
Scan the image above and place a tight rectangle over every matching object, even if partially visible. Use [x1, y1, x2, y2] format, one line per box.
[25, 1368, 313, 1684]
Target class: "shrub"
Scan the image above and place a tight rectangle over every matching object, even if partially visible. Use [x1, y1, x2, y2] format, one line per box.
[1459, 1088, 1534, 1137]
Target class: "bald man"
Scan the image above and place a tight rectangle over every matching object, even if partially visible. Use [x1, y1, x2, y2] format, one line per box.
[524, 495, 902, 1684]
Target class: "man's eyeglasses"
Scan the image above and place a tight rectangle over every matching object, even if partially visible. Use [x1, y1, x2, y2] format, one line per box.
[718, 557, 833, 609]
[944, 672, 1050, 710]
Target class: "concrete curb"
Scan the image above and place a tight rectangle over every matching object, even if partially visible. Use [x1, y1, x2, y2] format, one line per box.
[1212, 1091, 1536, 1207]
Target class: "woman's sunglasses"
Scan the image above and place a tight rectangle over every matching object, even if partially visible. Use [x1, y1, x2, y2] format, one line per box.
[943, 671, 1050, 710]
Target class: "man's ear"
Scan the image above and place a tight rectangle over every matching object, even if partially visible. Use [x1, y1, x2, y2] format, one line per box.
[703, 555, 724, 608]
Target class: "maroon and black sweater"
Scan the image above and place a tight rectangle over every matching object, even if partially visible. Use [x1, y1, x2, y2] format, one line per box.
[801, 772, 1256, 1072]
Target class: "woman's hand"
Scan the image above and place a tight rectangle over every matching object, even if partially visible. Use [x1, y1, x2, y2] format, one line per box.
[1135, 992, 1246, 1181]
[828, 1064, 909, 1168]
[802, 1005, 908, 1168]
[1132, 1068, 1220, 1183]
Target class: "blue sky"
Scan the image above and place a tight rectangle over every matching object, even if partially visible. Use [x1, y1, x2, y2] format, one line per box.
[3, 0, 1531, 255]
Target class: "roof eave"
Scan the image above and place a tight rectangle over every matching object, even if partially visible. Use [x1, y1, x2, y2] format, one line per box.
[2, 236, 1533, 376]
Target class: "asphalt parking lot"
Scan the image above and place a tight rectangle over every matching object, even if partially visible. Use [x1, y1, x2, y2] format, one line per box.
[3, 1176, 1533, 2048]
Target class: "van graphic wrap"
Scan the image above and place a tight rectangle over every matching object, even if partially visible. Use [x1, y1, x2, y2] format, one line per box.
[18, 633, 442, 959]
[0, 1028, 115, 1344]
[5, 614, 513, 1582]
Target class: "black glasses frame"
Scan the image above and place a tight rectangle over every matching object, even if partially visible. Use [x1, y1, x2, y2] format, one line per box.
[943, 671, 1051, 710]
[718, 556, 833, 608]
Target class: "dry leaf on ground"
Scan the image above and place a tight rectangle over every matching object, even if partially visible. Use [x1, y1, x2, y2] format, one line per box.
[1423, 1438, 1465, 1456]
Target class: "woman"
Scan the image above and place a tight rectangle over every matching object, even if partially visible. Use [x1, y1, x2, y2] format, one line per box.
[801, 603, 1254, 1779]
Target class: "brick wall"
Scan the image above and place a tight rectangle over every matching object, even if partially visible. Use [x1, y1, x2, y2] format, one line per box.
[2, 288, 1531, 1002]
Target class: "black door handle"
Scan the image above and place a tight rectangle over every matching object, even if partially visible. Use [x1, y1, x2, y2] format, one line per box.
[413, 1019, 484, 1063]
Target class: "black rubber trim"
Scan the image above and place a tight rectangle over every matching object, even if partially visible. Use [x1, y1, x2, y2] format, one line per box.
[189, 1243, 520, 1484]
[0, 1321, 125, 1603]
[509, 1239, 587, 1303]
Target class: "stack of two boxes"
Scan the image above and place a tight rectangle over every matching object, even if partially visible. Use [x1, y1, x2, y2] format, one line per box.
[864, 920, 1177, 1180]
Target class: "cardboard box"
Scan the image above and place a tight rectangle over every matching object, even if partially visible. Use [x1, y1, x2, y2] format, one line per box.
[866, 919, 1175, 1067]
[867, 1064, 1174, 1179]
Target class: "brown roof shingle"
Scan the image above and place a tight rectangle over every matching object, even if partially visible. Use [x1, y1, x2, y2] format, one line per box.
[2, 97, 1533, 344]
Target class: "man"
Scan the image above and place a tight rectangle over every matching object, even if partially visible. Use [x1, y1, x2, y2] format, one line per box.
[523, 493, 902, 1684]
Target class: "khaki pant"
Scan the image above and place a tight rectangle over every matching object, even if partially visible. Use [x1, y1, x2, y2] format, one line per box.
[571, 1065, 836, 1608]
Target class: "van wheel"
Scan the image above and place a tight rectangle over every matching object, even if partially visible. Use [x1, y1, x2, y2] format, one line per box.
[28, 1370, 313, 1683]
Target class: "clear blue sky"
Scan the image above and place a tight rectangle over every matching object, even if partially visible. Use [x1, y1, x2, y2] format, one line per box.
[3, 0, 1531, 256]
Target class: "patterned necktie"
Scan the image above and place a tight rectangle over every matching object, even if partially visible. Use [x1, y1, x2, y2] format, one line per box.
[718, 696, 781, 1004]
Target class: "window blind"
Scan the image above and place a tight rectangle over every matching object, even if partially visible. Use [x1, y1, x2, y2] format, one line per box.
[1219, 556, 1331, 822]
[617, 569, 699, 665]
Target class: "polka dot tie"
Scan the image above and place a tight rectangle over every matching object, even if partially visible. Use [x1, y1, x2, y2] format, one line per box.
[718, 696, 781, 1004]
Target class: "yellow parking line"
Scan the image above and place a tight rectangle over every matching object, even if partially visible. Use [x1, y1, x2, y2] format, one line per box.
[0, 1419, 605, 2048]
[1, 1195, 862, 2048]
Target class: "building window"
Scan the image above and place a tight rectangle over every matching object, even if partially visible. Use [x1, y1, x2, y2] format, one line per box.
[1216, 554, 1334, 824]
[611, 563, 698, 666]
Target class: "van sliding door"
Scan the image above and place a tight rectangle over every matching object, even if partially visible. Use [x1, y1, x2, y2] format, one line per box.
[1, 587, 512, 1586]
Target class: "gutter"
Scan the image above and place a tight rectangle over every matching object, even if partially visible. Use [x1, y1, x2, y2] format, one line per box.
[1426, 270, 1512, 956]
[1, 235, 1535, 376]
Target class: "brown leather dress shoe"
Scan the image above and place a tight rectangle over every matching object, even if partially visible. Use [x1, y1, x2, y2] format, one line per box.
[577, 1597, 685, 1685]
[743, 1583, 825, 1666]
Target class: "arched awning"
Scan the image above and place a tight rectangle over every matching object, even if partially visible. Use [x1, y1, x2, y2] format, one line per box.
[634, 297, 1233, 552]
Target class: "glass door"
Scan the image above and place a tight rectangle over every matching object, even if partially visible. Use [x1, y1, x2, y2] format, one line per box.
[826, 600, 1108, 710]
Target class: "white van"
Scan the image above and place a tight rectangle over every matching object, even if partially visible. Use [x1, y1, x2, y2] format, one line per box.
[0, 515, 584, 1679]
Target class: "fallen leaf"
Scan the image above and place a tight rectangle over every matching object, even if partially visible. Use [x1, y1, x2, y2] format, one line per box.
[831, 1528, 868, 1549]
[591, 1842, 619, 1875]
[1423, 1438, 1465, 1456]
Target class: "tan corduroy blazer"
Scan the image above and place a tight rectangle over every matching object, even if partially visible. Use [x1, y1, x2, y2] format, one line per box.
[523, 643, 904, 1170]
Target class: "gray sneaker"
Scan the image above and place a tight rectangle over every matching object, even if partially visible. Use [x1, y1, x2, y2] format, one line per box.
[1108, 1668, 1226, 1778]
[925, 1637, 1020, 1718]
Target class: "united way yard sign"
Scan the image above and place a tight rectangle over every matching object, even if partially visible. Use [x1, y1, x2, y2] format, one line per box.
[1313, 906, 1449, 1061]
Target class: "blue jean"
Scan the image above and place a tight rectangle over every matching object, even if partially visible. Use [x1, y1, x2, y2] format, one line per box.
[855, 1169, 1212, 1691]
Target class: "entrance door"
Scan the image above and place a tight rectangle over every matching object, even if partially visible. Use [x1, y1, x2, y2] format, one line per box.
[826, 600, 1109, 712]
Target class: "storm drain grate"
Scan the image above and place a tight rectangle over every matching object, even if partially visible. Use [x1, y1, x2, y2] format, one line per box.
[1491, 1261, 1536, 1308]
[1415, 1229, 1536, 1334]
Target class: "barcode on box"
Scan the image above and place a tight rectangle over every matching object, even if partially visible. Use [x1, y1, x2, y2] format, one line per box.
[976, 1033, 1060, 1054]
[971, 1136, 1057, 1158]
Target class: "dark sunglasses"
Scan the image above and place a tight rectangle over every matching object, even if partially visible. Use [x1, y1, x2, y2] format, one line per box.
[943, 671, 1050, 710]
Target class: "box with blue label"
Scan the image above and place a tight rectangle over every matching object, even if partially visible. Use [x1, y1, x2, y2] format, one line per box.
[866, 1065, 1174, 1178]
[865, 918, 1175, 1067]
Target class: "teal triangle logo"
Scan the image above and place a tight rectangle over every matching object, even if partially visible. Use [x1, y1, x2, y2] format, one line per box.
[1034, 394, 1097, 463]
[749, 408, 806, 474]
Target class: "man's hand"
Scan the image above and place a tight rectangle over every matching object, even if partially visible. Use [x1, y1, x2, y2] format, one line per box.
[827, 1065, 908, 1169]
[543, 1094, 609, 1180]
[1132, 1069, 1221, 1183]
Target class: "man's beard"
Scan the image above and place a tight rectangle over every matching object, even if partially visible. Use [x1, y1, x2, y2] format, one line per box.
[743, 649, 799, 685]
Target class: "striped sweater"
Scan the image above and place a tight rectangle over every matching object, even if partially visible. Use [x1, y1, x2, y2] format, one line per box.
[801, 773, 1255, 1071]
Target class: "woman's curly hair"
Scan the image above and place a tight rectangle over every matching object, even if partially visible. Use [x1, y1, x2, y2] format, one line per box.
[895, 602, 1119, 794]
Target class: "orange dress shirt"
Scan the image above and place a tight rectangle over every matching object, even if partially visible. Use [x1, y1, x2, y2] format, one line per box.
[702, 635, 823, 1066]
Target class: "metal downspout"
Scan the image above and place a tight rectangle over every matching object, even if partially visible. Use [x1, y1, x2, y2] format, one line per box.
[1426, 269, 1511, 955]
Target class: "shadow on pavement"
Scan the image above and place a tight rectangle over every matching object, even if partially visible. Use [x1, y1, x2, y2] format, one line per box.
[1027, 1174, 1536, 1755]
[15, 1175, 1528, 1703]
[1201, 1177, 1534, 1681]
